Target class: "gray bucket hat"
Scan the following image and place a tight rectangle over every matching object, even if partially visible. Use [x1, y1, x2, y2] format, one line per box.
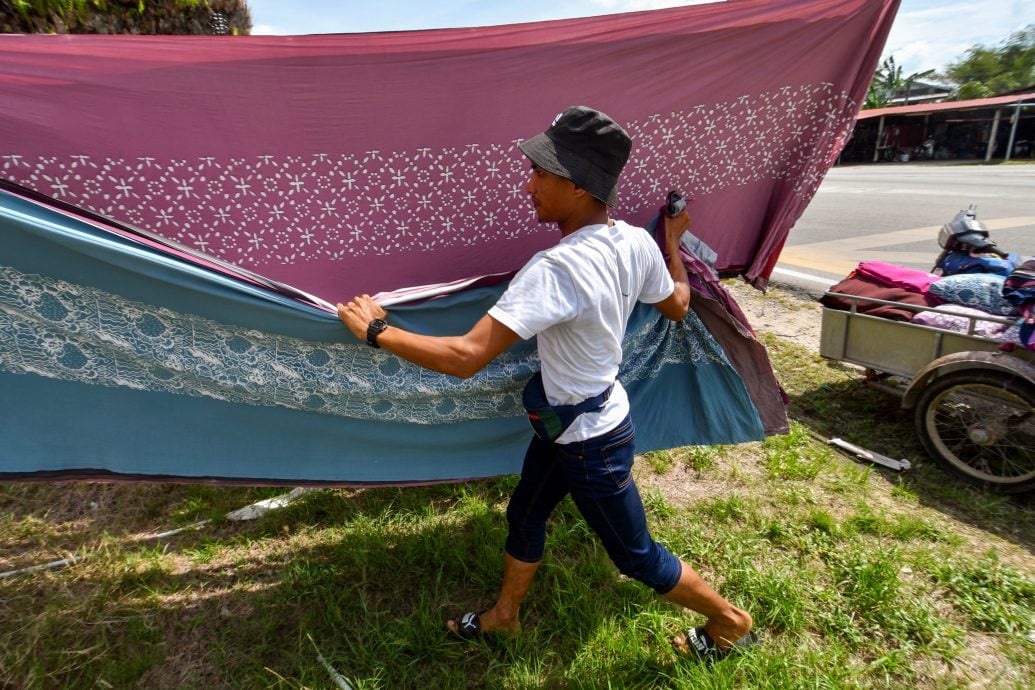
[518, 106, 632, 206]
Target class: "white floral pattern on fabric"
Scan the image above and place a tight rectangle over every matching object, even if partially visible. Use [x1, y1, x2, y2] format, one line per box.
[0, 266, 728, 423]
[1, 84, 855, 269]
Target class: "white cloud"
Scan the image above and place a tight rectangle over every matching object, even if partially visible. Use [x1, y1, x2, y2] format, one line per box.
[885, 1, 1030, 75]
[249, 24, 281, 36]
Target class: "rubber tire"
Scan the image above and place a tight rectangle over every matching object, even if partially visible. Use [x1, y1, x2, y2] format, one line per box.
[914, 370, 1035, 494]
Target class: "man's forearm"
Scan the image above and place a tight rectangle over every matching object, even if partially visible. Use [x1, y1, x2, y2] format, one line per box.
[665, 237, 692, 311]
[337, 301, 521, 379]
[373, 327, 483, 379]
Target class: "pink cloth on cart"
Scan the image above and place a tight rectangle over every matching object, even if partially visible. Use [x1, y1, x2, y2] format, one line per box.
[856, 261, 942, 295]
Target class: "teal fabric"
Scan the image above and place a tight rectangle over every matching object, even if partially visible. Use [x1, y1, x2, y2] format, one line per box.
[929, 273, 1019, 317]
[0, 189, 765, 484]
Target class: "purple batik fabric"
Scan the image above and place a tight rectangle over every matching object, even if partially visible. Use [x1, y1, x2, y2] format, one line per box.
[0, 0, 898, 299]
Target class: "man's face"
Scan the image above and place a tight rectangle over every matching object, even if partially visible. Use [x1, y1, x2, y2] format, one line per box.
[525, 164, 577, 223]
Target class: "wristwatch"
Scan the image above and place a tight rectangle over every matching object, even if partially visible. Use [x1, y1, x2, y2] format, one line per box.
[366, 318, 389, 348]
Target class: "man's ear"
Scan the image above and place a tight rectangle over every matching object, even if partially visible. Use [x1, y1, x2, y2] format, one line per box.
[571, 184, 590, 200]
[571, 184, 604, 210]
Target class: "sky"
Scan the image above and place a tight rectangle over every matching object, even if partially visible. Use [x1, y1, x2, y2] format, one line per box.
[247, 1, 1033, 78]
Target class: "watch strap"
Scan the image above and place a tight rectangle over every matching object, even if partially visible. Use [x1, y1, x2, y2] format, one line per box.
[366, 318, 388, 348]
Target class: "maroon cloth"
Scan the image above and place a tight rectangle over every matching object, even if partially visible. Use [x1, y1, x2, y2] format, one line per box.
[822, 274, 941, 321]
[0, 0, 898, 299]
[650, 209, 789, 435]
[692, 293, 790, 437]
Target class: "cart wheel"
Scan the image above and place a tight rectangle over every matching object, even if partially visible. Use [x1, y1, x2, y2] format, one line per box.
[915, 370, 1035, 493]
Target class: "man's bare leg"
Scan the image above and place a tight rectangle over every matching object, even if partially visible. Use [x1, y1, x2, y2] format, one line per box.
[664, 560, 753, 652]
[447, 552, 540, 635]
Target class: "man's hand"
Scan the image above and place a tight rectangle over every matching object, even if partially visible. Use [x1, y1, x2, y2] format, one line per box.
[337, 295, 388, 342]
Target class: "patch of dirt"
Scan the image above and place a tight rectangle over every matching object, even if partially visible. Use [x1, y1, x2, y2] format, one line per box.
[636, 446, 769, 509]
[723, 279, 824, 353]
[911, 632, 1031, 689]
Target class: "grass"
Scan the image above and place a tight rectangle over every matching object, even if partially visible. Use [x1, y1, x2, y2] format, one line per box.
[2, 328, 1034, 688]
[966, 159, 1035, 166]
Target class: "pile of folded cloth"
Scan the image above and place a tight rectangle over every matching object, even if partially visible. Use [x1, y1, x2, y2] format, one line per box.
[822, 260, 1035, 349]
[821, 206, 1035, 349]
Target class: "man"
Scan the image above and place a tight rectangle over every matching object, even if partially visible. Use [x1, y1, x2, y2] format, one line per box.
[337, 106, 756, 658]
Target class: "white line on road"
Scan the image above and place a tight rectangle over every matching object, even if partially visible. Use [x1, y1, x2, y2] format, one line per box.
[816, 186, 1017, 199]
[771, 267, 836, 286]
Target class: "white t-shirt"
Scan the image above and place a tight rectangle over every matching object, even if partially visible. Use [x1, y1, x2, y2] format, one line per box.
[488, 221, 675, 443]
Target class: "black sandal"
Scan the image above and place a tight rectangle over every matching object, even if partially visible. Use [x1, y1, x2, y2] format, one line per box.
[675, 626, 760, 661]
[447, 611, 485, 639]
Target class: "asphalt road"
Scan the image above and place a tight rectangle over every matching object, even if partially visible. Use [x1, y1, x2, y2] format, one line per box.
[773, 163, 1035, 296]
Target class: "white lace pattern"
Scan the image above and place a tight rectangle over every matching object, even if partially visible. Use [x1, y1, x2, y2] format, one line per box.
[0, 265, 727, 423]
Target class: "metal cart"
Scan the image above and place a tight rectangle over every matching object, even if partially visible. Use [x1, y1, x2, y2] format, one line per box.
[820, 293, 1035, 493]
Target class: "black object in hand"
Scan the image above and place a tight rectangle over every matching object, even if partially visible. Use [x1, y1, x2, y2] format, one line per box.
[665, 190, 687, 217]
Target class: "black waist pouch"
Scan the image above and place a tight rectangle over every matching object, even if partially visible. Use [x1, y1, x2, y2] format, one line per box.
[521, 371, 613, 442]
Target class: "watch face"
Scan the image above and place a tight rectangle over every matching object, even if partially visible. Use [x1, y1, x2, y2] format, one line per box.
[367, 318, 388, 347]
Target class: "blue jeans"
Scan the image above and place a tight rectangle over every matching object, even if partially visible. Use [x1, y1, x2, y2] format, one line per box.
[504, 415, 683, 594]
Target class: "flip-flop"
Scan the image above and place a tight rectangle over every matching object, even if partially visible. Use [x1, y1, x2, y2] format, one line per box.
[674, 626, 760, 661]
[447, 611, 485, 639]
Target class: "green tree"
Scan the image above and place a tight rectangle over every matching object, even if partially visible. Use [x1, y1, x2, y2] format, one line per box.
[865, 56, 903, 109]
[941, 25, 1035, 99]
[1, 0, 251, 35]
[864, 56, 936, 109]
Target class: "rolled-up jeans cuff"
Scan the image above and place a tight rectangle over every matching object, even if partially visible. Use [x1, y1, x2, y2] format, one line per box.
[503, 548, 541, 565]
